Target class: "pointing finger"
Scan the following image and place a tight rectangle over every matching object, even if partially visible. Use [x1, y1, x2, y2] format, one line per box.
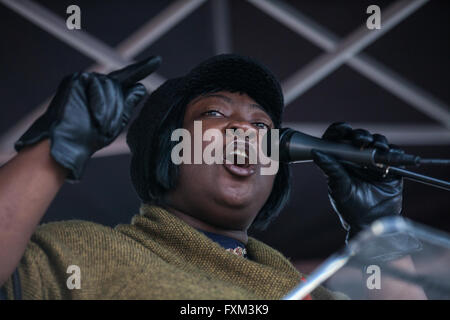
[108, 56, 162, 88]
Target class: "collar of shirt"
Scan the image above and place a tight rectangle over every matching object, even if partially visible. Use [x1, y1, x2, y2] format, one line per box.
[198, 230, 248, 258]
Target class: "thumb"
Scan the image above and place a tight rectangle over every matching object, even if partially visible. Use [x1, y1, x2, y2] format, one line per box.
[122, 83, 147, 125]
[108, 56, 162, 88]
[312, 150, 352, 195]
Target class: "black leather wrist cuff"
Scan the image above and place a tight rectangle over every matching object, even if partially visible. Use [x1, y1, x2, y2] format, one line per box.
[15, 125, 87, 182]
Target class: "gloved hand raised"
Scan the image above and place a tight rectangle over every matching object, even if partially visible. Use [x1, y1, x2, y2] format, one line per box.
[312, 122, 404, 242]
[15, 56, 161, 181]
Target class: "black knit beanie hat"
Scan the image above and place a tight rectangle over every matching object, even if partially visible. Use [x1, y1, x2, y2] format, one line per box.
[127, 54, 290, 228]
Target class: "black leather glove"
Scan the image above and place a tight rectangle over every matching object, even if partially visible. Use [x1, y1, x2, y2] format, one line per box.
[312, 122, 422, 261]
[312, 122, 405, 238]
[313, 122, 422, 262]
[15, 56, 161, 181]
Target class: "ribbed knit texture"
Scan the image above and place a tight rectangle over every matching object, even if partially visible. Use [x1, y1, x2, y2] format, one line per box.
[2, 205, 339, 299]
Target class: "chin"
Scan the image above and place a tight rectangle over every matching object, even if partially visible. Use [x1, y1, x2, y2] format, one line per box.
[221, 196, 252, 209]
[215, 185, 255, 209]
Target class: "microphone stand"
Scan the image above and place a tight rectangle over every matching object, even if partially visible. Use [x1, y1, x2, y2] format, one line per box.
[280, 128, 450, 191]
[345, 159, 450, 191]
[383, 166, 450, 191]
[289, 159, 450, 191]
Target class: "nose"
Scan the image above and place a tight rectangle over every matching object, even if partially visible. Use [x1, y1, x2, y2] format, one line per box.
[224, 119, 259, 165]
[224, 119, 258, 144]
[225, 119, 255, 136]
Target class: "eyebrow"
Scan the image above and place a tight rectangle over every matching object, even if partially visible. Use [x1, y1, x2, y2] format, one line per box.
[195, 93, 232, 104]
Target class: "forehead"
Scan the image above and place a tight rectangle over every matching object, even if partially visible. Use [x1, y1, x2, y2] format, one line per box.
[187, 91, 269, 114]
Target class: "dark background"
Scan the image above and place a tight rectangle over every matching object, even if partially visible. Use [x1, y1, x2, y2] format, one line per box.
[1, 0, 449, 269]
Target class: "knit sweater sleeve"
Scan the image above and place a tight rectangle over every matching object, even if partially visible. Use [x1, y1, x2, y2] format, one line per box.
[2, 232, 65, 299]
[1, 220, 115, 300]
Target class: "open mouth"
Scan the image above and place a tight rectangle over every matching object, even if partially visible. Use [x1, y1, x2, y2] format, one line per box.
[222, 140, 257, 177]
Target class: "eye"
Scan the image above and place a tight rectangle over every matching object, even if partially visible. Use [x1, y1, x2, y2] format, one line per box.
[202, 110, 224, 117]
[253, 122, 271, 130]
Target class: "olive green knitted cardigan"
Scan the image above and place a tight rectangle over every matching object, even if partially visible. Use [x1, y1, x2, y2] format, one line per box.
[2, 205, 338, 299]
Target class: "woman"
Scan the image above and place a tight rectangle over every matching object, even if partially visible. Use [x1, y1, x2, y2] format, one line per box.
[0, 54, 411, 299]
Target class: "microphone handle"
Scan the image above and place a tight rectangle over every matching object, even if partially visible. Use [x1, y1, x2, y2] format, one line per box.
[281, 129, 376, 165]
[280, 128, 450, 191]
[281, 129, 419, 166]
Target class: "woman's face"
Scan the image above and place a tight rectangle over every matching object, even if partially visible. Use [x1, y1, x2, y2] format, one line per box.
[164, 91, 277, 232]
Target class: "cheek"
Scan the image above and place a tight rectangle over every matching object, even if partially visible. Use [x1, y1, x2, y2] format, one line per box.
[257, 173, 276, 198]
[182, 122, 224, 163]
[176, 162, 217, 193]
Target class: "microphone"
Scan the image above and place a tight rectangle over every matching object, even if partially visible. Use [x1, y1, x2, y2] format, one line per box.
[279, 128, 421, 167]
[278, 128, 450, 190]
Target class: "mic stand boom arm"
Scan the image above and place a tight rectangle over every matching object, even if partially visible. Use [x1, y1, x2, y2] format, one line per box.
[280, 128, 450, 191]
[381, 166, 450, 191]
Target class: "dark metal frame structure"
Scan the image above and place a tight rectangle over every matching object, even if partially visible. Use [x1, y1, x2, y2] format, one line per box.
[0, 0, 448, 165]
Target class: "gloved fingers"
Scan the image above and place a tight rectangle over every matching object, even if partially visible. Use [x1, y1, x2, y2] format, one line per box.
[312, 150, 352, 196]
[108, 56, 162, 88]
[85, 75, 108, 134]
[45, 74, 79, 117]
[322, 122, 353, 141]
[86, 75, 124, 138]
[101, 78, 126, 137]
[85, 74, 145, 138]
[370, 133, 390, 152]
[351, 128, 373, 149]
[122, 83, 147, 126]
[323, 123, 393, 152]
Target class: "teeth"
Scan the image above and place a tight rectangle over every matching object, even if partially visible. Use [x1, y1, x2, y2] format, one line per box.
[230, 149, 248, 159]
[225, 140, 249, 162]
[224, 139, 259, 165]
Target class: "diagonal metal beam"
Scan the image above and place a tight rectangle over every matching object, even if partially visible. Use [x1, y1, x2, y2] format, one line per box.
[278, 0, 429, 103]
[248, 0, 450, 128]
[84, 0, 209, 75]
[0, 0, 164, 90]
[116, 0, 208, 59]
[349, 55, 450, 128]
[211, 0, 232, 54]
[0, 0, 208, 160]
[247, 0, 336, 50]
